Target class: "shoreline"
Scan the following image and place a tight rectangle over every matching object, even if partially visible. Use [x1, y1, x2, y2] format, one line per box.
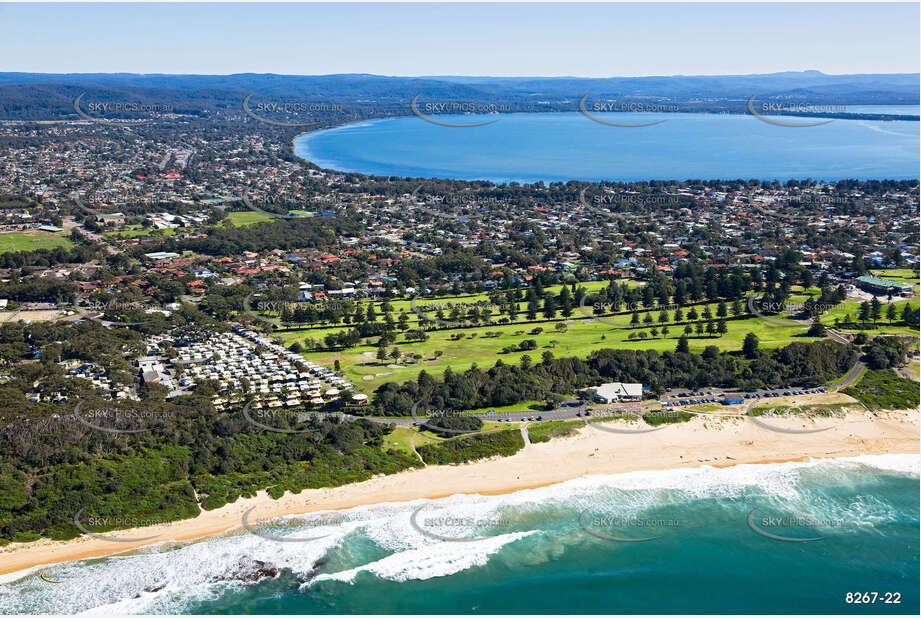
[1, 407, 918, 580]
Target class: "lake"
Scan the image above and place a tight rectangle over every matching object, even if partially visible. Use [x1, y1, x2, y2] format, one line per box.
[294, 110, 919, 184]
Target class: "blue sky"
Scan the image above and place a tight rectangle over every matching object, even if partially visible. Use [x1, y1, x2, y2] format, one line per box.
[1, 2, 918, 76]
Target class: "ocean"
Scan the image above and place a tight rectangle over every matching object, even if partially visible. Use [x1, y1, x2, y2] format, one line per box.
[1, 454, 918, 615]
[293, 110, 920, 184]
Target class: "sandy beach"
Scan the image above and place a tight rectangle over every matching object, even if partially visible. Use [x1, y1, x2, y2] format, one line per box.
[1, 403, 918, 579]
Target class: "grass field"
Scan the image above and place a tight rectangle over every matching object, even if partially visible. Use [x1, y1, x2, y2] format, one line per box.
[383, 426, 438, 456]
[283, 308, 816, 391]
[223, 211, 275, 227]
[105, 226, 176, 239]
[257, 284, 917, 395]
[0, 230, 73, 253]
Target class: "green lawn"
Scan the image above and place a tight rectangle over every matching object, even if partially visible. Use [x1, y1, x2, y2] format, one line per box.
[222, 211, 275, 227]
[281, 309, 815, 392]
[0, 230, 73, 253]
[105, 226, 176, 239]
[263, 286, 915, 395]
[383, 426, 437, 456]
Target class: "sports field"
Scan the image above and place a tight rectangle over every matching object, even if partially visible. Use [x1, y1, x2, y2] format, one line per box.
[0, 230, 73, 253]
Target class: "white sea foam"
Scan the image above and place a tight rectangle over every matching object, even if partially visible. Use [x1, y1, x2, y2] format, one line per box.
[309, 530, 534, 585]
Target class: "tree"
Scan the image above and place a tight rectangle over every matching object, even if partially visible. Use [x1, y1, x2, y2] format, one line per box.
[376, 346, 387, 362]
[684, 324, 693, 335]
[869, 297, 882, 324]
[742, 332, 759, 359]
[717, 320, 728, 336]
[807, 319, 826, 337]
[902, 303, 919, 328]
[731, 299, 743, 317]
[886, 303, 897, 325]
[526, 299, 539, 320]
[858, 301, 870, 324]
[662, 326, 670, 338]
[675, 335, 689, 354]
[390, 347, 401, 361]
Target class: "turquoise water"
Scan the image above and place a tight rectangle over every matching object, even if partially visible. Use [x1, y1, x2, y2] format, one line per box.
[1, 455, 918, 614]
[293, 111, 920, 183]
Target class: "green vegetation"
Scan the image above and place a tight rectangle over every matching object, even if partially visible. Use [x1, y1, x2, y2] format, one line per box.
[0, 397, 421, 542]
[642, 410, 694, 425]
[750, 403, 850, 417]
[0, 231, 73, 253]
[528, 420, 584, 443]
[222, 211, 275, 227]
[373, 340, 858, 416]
[416, 429, 524, 464]
[383, 426, 437, 457]
[105, 226, 176, 239]
[842, 369, 921, 411]
[423, 413, 483, 437]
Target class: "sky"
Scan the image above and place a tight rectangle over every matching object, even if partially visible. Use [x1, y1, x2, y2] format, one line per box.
[0, 2, 918, 77]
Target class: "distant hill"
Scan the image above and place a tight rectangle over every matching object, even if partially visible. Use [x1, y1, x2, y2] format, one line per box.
[0, 71, 917, 120]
